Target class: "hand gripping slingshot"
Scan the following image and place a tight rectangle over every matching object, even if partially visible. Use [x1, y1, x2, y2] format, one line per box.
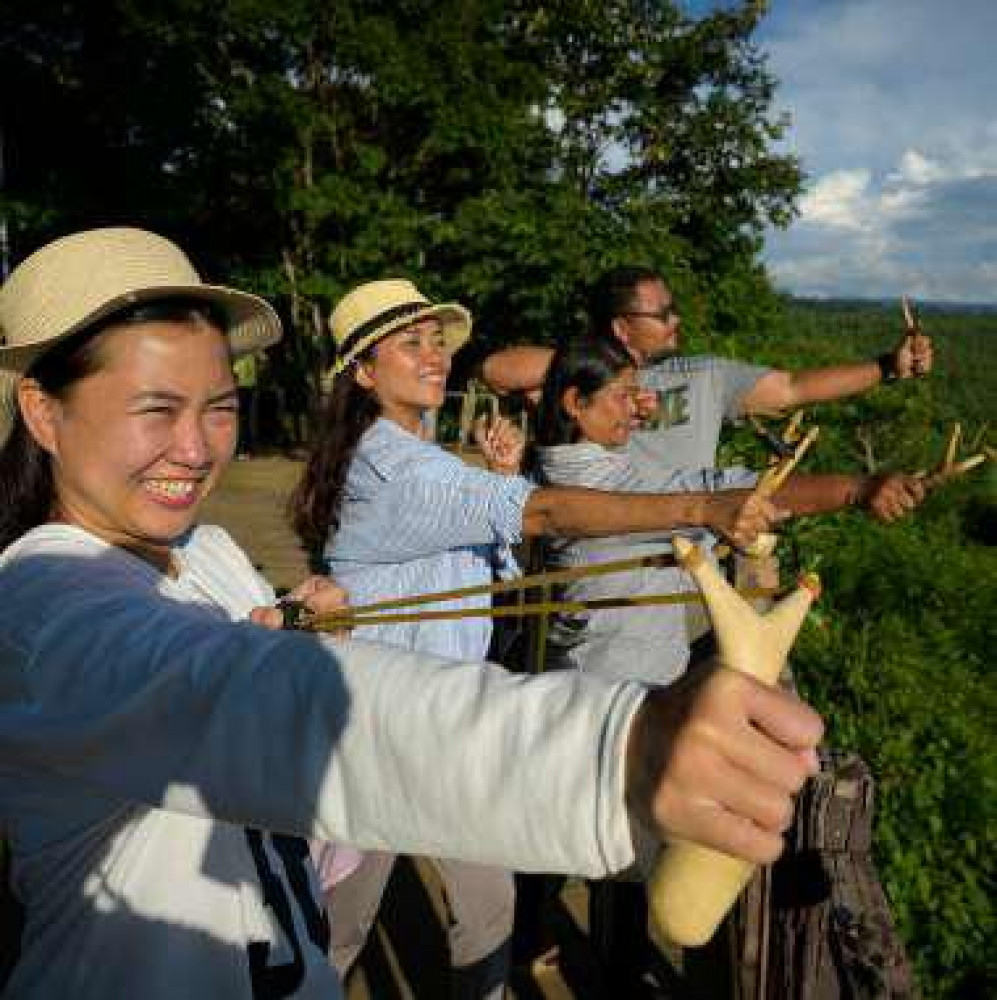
[648, 537, 821, 947]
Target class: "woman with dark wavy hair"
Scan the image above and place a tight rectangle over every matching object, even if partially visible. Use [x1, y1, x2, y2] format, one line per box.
[534, 335, 761, 687]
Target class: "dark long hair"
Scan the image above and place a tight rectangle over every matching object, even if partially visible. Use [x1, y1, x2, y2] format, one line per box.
[535, 336, 634, 447]
[0, 298, 227, 551]
[290, 361, 379, 556]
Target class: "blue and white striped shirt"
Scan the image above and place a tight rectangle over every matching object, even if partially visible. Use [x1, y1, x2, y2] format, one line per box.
[325, 418, 535, 661]
[536, 441, 757, 686]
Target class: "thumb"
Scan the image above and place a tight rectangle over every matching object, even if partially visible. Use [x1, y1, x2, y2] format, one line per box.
[744, 681, 824, 754]
[249, 607, 284, 631]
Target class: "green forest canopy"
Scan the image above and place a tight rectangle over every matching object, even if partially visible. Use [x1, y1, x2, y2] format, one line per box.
[1, 0, 800, 395]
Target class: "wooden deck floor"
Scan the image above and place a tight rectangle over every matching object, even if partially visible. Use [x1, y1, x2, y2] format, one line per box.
[200, 454, 312, 592]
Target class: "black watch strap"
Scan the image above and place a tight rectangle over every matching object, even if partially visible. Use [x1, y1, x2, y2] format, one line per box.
[876, 353, 898, 383]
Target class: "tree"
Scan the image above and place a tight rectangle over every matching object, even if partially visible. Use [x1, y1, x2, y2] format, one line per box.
[1, 0, 803, 396]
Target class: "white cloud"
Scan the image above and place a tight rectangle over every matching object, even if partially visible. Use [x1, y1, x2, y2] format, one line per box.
[893, 151, 947, 187]
[797, 169, 873, 230]
[759, 0, 997, 302]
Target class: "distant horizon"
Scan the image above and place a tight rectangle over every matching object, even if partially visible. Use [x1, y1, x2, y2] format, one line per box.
[778, 291, 997, 313]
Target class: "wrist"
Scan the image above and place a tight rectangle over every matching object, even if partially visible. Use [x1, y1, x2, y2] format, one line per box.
[875, 353, 898, 384]
[850, 475, 879, 507]
[693, 494, 714, 530]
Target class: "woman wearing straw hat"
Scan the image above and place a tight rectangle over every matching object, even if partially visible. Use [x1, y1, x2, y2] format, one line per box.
[290, 279, 799, 994]
[0, 228, 825, 1000]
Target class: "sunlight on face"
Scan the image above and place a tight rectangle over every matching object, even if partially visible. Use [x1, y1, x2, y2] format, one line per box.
[360, 319, 452, 433]
[40, 320, 238, 564]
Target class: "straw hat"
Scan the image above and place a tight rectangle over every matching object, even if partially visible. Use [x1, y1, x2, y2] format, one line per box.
[0, 226, 282, 445]
[330, 278, 471, 374]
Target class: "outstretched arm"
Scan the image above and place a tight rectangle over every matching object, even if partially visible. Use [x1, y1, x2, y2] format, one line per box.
[771, 472, 926, 522]
[741, 362, 882, 413]
[740, 329, 934, 414]
[481, 345, 555, 399]
[254, 568, 823, 869]
[522, 486, 781, 550]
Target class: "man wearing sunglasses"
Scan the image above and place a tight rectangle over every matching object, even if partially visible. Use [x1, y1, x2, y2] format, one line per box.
[481, 264, 932, 470]
[481, 265, 931, 994]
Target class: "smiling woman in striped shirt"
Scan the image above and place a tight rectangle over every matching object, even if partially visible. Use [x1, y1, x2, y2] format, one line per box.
[290, 278, 783, 997]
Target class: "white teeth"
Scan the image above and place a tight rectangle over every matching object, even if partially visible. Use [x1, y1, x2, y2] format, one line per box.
[146, 480, 197, 500]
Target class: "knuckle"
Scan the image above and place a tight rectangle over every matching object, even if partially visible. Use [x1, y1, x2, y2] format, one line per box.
[727, 818, 783, 866]
[756, 790, 792, 833]
[776, 796, 796, 832]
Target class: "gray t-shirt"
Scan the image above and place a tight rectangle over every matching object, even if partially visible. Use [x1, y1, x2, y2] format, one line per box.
[536, 442, 757, 686]
[632, 355, 770, 470]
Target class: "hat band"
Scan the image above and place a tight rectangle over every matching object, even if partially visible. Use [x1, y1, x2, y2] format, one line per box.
[337, 301, 429, 362]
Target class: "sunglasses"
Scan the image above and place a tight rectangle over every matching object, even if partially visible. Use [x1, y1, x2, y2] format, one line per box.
[621, 303, 678, 324]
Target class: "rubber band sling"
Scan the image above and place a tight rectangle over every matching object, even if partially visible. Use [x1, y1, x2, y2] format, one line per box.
[289, 547, 781, 632]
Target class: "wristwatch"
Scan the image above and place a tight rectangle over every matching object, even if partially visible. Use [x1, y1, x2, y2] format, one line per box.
[876, 353, 899, 383]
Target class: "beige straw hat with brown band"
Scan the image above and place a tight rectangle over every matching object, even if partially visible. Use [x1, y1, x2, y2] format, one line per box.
[0, 226, 283, 446]
[330, 278, 471, 375]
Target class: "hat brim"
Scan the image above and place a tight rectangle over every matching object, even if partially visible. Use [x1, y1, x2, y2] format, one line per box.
[334, 302, 471, 374]
[0, 283, 282, 447]
[0, 282, 282, 374]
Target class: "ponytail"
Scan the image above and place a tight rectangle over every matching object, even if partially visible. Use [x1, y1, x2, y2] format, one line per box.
[290, 368, 379, 558]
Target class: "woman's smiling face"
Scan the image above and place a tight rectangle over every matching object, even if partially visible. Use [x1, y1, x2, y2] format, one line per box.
[357, 319, 452, 433]
[565, 366, 640, 447]
[22, 318, 239, 565]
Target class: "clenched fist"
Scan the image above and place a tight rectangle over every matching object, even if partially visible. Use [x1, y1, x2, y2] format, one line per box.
[864, 474, 927, 522]
[708, 490, 787, 550]
[250, 575, 351, 634]
[626, 664, 823, 864]
[474, 414, 526, 475]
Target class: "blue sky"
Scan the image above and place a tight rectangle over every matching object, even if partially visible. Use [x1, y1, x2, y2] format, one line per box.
[688, 1, 997, 303]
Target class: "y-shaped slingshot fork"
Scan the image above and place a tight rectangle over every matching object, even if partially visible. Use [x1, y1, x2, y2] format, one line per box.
[919, 422, 987, 490]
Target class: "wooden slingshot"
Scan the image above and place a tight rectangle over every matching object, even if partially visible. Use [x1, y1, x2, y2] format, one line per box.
[901, 295, 929, 377]
[755, 422, 819, 499]
[647, 536, 821, 947]
[919, 422, 987, 491]
[749, 408, 805, 459]
[719, 415, 819, 559]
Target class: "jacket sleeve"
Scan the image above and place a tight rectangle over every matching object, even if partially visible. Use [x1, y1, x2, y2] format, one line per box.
[0, 564, 642, 879]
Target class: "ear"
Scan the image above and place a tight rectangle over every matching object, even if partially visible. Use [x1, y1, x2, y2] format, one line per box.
[610, 316, 631, 348]
[17, 378, 61, 455]
[561, 385, 585, 423]
[353, 360, 375, 391]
